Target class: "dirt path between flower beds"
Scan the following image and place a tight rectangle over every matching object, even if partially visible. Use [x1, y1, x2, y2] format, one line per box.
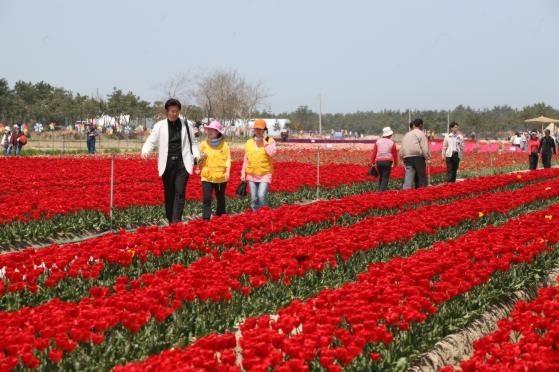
[408, 266, 559, 371]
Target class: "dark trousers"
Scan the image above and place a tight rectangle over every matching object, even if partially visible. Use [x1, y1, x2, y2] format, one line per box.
[376, 160, 393, 191]
[529, 153, 538, 170]
[162, 159, 189, 223]
[445, 152, 460, 182]
[202, 181, 227, 220]
[541, 153, 553, 168]
[403, 156, 428, 188]
[86, 137, 96, 154]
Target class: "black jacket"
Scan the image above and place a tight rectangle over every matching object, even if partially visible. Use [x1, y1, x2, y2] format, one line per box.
[539, 136, 557, 155]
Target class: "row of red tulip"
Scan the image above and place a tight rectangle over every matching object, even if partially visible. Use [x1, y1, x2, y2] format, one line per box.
[4, 156, 401, 224]
[448, 281, 559, 371]
[1, 169, 556, 299]
[1, 150, 528, 225]
[116, 203, 559, 371]
[1, 173, 559, 369]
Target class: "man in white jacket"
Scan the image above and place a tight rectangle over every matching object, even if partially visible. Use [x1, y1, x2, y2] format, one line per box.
[442, 121, 464, 182]
[141, 98, 200, 223]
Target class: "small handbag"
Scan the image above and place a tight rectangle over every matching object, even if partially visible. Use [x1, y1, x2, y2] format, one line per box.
[368, 166, 378, 177]
[236, 181, 248, 197]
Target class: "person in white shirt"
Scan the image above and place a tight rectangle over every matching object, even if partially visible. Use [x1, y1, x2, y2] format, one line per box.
[511, 132, 522, 148]
[1, 128, 11, 155]
[141, 98, 200, 223]
[442, 121, 464, 182]
[520, 132, 527, 152]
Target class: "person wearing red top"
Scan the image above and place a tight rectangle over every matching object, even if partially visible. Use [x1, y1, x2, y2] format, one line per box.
[527, 131, 540, 170]
[8, 124, 23, 156]
[371, 126, 399, 191]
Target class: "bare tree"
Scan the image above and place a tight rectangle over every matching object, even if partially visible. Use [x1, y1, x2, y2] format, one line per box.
[158, 72, 193, 105]
[194, 69, 269, 128]
[238, 80, 269, 125]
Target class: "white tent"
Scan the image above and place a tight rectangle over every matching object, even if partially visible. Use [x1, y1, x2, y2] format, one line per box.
[544, 122, 558, 136]
[93, 114, 131, 127]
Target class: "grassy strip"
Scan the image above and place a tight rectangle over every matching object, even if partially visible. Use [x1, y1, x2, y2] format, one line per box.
[461, 163, 530, 178]
[41, 196, 559, 371]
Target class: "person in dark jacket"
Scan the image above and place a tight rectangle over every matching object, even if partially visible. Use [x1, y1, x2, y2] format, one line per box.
[527, 132, 540, 170]
[85, 122, 99, 154]
[539, 129, 557, 168]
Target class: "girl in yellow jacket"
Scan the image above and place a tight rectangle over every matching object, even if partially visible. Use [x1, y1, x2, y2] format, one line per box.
[198, 121, 231, 220]
[241, 119, 277, 211]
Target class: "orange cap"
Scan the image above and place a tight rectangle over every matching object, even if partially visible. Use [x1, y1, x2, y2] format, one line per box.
[253, 119, 267, 130]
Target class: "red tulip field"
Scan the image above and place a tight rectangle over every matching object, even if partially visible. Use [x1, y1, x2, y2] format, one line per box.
[1, 143, 559, 371]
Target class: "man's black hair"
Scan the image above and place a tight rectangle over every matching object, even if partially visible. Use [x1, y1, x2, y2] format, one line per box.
[410, 118, 423, 129]
[164, 98, 182, 111]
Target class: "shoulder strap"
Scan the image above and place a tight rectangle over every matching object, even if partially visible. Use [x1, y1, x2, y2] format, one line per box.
[184, 120, 193, 155]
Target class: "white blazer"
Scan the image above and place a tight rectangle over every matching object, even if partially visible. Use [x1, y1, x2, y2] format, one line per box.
[142, 119, 200, 176]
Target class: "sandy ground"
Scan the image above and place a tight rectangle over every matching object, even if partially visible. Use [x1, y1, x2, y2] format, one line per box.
[24, 137, 145, 152]
[23, 136, 377, 153]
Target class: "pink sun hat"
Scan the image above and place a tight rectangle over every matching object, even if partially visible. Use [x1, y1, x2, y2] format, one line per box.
[204, 120, 224, 134]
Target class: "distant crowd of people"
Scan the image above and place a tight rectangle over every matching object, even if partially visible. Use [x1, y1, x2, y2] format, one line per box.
[511, 130, 557, 170]
[1, 124, 27, 156]
[142, 100, 463, 225]
[369, 121, 559, 192]
[137, 104, 556, 224]
[370, 119, 465, 191]
[4, 101, 557, 224]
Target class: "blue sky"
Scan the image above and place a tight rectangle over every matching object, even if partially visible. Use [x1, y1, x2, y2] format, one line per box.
[1, 0, 558, 113]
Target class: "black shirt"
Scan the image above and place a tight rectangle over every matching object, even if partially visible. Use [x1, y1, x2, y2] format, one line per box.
[539, 136, 557, 155]
[167, 119, 182, 158]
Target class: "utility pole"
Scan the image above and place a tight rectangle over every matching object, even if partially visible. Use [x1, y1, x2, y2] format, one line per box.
[318, 94, 322, 137]
[316, 144, 320, 200]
